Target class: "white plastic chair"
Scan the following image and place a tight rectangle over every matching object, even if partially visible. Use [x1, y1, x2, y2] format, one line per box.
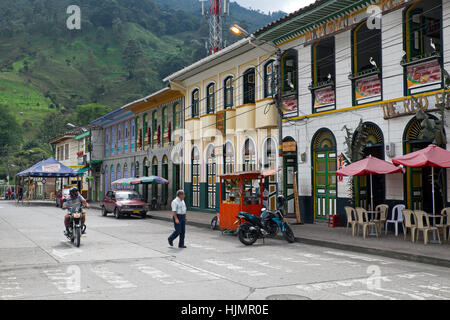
[385, 204, 405, 236]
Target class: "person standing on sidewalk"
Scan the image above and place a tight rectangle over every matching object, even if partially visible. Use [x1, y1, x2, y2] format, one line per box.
[168, 190, 187, 248]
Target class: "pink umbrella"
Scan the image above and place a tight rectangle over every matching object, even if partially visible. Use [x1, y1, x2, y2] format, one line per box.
[393, 144, 450, 214]
[337, 155, 403, 210]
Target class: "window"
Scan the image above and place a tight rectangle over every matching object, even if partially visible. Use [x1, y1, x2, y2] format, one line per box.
[281, 51, 297, 96]
[206, 144, 216, 209]
[263, 138, 276, 170]
[405, 0, 442, 61]
[152, 156, 158, 197]
[243, 69, 255, 104]
[105, 166, 109, 193]
[110, 165, 115, 189]
[243, 138, 256, 171]
[105, 128, 109, 156]
[173, 102, 181, 130]
[162, 107, 168, 146]
[191, 89, 199, 118]
[143, 114, 149, 150]
[123, 163, 128, 179]
[404, 0, 442, 95]
[65, 144, 69, 160]
[124, 121, 129, 153]
[111, 125, 115, 155]
[131, 118, 135, 152]
[351, 20, 382, 105]
[206, 83, 215, 114]
[162, 156, 169, 205]
[118, 123, 122, 155]
[312, 37, 336, 112]
[152, 110, 158, 147]
[223, 142, 234, 174]
[224, 76, 234, 109]
[264, 60, 275, 98]
[191, 147, 200, 207]
[136, 116, 142, 151]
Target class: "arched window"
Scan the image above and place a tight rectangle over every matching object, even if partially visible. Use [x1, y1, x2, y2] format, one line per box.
[243, 69, 255, 104]
[224, 76, 234, 109]
[206, 144, 216, 209]
[223, 141, 234, 174]
[243, 138, 256, 171]
[143, 114, 149, 150]
[152, 156, 159, 198]
[263, 138, 276, 170]
[110, 165, 115, 190]
[116, 164, 121, 189]
[131, 162, 135, 178]
[162, 106, 168, 146]
[123, 163, 128, 179]
[162, 156, 169, 204]
[191, 147, 200, 207]
[105, 166, 109, 193]
[135, 161, 140, 178]
[191, 89, 199, 118]
[111, 126, 115, 155]
[206, 83, 215, 114]
[264, 60, 275, 98]
[136, 116, 142, 151]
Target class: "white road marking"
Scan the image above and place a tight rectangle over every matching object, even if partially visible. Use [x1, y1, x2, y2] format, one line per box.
[131, 263, 183, 285]
[204, 259, 267, 276]
[323, 250, 393, 264]
[167, 260, 219, 280]
[239, 257, 292, 273]
[51, 247, 83, 260]
[91, 266, 136, 289]
[0, 273, 24, 299]
[43, 268, 81, 294]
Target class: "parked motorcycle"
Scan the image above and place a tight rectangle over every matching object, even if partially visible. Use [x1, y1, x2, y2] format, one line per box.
[235, 195, 295, 245]
[65, 205, 86, 247]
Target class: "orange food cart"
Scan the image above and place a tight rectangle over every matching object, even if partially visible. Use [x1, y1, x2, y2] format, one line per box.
[219, 169, 280, 231]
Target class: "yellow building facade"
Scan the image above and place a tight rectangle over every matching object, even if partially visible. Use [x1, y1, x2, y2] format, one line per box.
[164, 39, 279, 212]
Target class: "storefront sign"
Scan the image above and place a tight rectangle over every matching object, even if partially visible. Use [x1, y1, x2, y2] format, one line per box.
[216, 111, 226, 136]
[304, 0, 410, 45]
[281, 96, 298, 117]
[355, 75, 381, 104]
[406, 59, 442, 93]
[42, 164, 60, 172]
[382, 90, 450, 119]
[314, 86, 335, 110]
[282, 141, 297, 152]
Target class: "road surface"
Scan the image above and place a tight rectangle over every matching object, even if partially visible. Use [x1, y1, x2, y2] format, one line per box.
[0, 201, 449, 300]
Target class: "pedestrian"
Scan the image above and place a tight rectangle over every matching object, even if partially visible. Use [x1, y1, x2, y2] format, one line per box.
[7, 188, 11, 200]
[168, 190, 187, 248]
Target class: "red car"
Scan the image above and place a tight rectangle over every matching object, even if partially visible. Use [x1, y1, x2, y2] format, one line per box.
[56, 188, 71, 207]
[101, 190, 148, 219]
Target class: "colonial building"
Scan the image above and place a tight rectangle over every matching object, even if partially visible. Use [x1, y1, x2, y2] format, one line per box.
[164, 39, 280, 213]
[93, 88, 184, 208]
[253, 0, 450, 222]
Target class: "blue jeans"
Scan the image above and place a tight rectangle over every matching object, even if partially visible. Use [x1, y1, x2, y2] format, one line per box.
[168, 214, 186, 247]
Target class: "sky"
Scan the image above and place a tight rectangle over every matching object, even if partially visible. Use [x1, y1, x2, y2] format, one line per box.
[235, 0, 316, 14]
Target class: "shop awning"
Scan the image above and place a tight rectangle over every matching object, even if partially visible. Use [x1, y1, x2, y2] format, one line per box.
[75, 131, 90, 140]
[220, 169, 281, 180]
[16, 157, 78, 177]
[76, 167, 89, 176]
[336, 156, 403, 176]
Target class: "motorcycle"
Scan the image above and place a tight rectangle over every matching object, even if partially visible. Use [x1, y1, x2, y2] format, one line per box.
[64, 205, 86, 247]
[235, 206, 295, 245]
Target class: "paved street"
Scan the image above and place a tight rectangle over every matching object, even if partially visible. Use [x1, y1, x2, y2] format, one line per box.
[1, 201, 450, 300]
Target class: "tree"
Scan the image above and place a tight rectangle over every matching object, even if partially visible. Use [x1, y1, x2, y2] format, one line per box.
[122, 39, 144, 79]
[0, 104, 23, 156]
[37, 111, 69, 147]
[74, 103, 112, 126]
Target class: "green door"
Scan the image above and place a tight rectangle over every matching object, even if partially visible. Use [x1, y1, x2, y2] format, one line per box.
[314, 150, 337, 220]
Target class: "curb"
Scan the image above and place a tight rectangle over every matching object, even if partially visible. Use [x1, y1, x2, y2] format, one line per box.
[93, 205, 450, 268]
[149, 213, 450, 269]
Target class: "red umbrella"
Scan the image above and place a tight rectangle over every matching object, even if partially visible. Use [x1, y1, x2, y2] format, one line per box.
[337, 155, 403, 210]
[392, 144, 450, 213]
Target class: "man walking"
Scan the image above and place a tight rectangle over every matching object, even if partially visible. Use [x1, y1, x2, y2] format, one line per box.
[168, 190, 187, 248]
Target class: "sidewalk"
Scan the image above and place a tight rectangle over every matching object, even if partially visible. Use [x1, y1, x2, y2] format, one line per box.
[95, 202, 450, 268]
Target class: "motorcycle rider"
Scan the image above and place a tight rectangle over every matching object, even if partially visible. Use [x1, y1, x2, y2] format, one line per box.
[62, 187, 90, 235]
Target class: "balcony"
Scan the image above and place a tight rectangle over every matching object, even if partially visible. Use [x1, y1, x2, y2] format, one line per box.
[255, 98, 277, 129]
[235, 103, 255, 132]
[185, 117, 200, 141]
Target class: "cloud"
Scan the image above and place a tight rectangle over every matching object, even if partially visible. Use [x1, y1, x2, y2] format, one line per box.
[234, 0, 316, 13]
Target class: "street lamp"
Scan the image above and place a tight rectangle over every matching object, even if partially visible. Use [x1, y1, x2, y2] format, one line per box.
[230, 23, 284, 182]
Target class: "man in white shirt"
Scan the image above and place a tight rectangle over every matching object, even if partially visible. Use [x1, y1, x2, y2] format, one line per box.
[168, 190, 187, 248]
